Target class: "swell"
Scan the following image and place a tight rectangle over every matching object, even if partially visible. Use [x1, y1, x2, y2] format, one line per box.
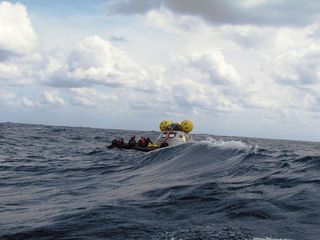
[114, 139, 320, 229]
[0, 203, 254, 240]
[1, 123, 320, 240]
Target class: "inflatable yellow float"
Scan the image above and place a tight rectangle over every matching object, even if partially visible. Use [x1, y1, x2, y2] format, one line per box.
[159, 119, 193, 133]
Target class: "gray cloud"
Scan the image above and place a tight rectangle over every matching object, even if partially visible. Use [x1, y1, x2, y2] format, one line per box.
[108, 0, 161, 15]
[47, 75, 124, 89]
[0, 49, 19, 62]
[109, 36, 127, 42]
[107, 0, 320, 26]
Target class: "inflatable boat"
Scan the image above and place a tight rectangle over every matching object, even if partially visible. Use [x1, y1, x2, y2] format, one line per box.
[107, 120, 193, 152]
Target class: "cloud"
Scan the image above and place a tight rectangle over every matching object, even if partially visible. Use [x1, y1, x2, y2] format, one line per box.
[0, 63, 22, 81]
[109, 36, 127, 42]
[139, 10, 320, 119]
[0, 59, 40, 85]
[0, 49, 18, 62]
[0, 1, 41, 86]
[43, 90, 66, 107]
[47, 36, 148, 89]
[270, 41, 320, 87]
[54, 23, 319, 120]
[21, 97, 37, 108]
[0, 1, 37, 60]
[5, 1, 319, 119]
[144, 8, 202, 34]
[0, 91, 16, 105]
[184, 52, 240, 85]
[2, 0, 320, 140]
[107, 0, 161, 15]
[163, 52, 242, 113]
[70, 87, 118, 107]
[107, 0, 320, 26]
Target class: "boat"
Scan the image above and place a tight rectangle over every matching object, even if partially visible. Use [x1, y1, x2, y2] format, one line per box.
[107, 120, 193, 152]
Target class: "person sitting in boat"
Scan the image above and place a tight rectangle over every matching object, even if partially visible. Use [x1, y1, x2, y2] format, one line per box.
[145, 137, 152, 146]
[111, 137, 124, 146]
[128, 136, 136, 147]
[117, 138, 124, 145]
[138, 137, 146, 147]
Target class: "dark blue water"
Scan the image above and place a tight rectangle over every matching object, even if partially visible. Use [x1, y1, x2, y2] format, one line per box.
[1, 123, 319, 240]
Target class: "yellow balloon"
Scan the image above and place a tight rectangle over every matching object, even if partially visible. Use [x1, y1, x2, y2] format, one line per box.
[181, 120, 193, 133]
[159, 120, 172, 132]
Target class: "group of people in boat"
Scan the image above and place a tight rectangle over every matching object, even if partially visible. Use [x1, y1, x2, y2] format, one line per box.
[128, 135, 153, 147]
[111, 135, 169, 149]
[111, 135, 153, 148]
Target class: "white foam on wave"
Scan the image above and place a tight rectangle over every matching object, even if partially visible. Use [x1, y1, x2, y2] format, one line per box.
[199, 137, 253, 151]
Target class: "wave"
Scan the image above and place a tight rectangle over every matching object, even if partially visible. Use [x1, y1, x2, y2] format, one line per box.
[1, 123, 320, 240]
[109, 139, 260, 200]
[106, 138, 319, 231]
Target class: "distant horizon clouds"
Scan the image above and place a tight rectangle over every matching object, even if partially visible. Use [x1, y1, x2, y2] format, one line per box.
[1, 0, 320, 141]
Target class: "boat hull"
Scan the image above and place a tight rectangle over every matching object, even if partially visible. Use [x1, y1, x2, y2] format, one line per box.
[107, 144, 158, 152]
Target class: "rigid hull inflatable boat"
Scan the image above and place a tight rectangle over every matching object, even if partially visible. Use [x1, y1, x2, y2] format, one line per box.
[107, 120, 193, 152]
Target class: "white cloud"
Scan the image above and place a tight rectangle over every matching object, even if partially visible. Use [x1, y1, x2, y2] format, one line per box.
[2, 0, 320, 140]
[47, 36, 148, 89]
[70, 87, 118, 107]
[184, 52, 240, 85]
[21, 97, 37, 108]
[0, 1, 37, 59]
[0, 63, 22, 80]
[144, 8, 202, 34]
[43, 90, 66, 107]
[0, 1, 40, 86]
[162, 52, 242, 113]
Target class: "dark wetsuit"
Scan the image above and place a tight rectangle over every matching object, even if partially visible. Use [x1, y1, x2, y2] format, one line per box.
[128, 137, 136, 147]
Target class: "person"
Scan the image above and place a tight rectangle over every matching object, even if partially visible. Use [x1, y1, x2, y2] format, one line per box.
[145, 137, 153, 146]
[160, 129, 172, 148]
[117, 137, 124, 145]
[128, 135, 136, 147]
[138, 137, 146, 147]
[160, 139, 169, 148]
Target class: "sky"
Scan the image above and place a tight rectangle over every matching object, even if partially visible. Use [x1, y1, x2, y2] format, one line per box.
[1, 0, 320, 141]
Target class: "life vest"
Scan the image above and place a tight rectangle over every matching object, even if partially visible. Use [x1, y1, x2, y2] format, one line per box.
[138, 138, 146, 147]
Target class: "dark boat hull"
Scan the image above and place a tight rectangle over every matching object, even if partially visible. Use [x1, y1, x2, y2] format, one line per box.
[107, 144, 158, 152]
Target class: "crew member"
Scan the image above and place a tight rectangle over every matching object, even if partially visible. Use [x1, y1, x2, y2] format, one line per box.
[128, 136, 136, 147]
[145, 137, 153, 146]
[160, 139, 169, 148]
[138, 137, 146, 147]
[117, 138, 124, 145]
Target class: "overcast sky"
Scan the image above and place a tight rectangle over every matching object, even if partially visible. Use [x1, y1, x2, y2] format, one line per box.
[1, 0, 320, 141]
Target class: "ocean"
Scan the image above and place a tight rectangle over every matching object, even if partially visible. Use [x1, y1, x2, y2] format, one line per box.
[0, 122, 319, 240]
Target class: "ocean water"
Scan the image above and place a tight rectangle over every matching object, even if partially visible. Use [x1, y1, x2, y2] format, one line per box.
[0, 123, 320, 240]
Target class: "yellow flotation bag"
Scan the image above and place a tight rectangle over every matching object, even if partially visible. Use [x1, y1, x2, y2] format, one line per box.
[159, 120, 172, 132]
[148, 143, 158, 148]
[181, 120, 193, 133]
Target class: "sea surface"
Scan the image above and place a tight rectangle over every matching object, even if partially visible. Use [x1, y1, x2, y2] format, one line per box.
[0, 122, 320, 240]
